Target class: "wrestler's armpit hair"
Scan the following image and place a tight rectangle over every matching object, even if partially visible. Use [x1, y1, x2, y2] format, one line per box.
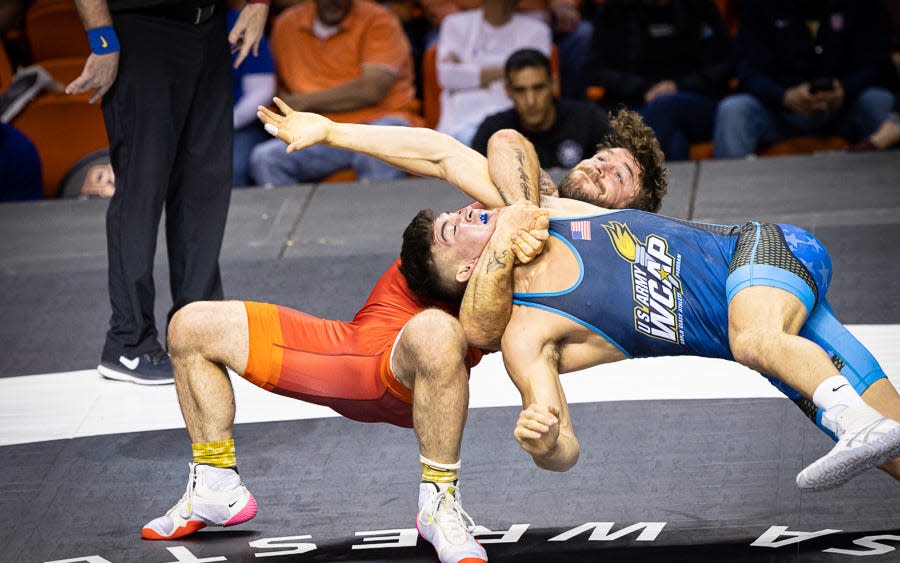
[399, 209, 465, 305]
[599, 109, 668, 212]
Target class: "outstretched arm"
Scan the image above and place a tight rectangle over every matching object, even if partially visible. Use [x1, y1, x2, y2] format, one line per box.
[502, 308, 580, 472]
[258, 99, 506, 208]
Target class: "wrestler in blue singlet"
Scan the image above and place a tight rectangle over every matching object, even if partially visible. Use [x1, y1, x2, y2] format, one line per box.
[512, 209, 887, 439]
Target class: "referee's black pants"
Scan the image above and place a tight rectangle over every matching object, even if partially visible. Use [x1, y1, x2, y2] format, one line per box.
[101, 6, 232, 361]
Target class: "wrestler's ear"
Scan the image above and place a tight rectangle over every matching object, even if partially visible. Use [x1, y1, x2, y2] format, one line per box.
[456, 259, 478, 283]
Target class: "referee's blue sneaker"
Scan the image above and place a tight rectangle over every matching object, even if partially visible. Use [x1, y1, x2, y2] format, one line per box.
[97, 350, 174, 385]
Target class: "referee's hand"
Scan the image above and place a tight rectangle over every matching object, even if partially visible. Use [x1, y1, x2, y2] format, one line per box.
[66, 52, 119, 104]
[230, 3, 269, 69]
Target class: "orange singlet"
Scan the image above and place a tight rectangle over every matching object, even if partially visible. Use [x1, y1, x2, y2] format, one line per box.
[241, 259, 483, 428]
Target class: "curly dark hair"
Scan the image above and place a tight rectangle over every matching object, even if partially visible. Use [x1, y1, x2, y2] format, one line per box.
[598, 109, 668, 212]
[399, 209, 466, 305]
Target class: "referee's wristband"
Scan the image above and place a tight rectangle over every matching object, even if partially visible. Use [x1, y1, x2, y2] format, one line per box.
[87, 26, 120, 55]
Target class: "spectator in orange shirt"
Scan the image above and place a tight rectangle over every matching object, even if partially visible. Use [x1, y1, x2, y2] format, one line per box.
[421, 0, 593, 100]
[250, 0, 417, 184]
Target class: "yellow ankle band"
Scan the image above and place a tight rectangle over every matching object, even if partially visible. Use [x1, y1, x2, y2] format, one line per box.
[192, 438, 236, 469]
[421, 461, 458, 484]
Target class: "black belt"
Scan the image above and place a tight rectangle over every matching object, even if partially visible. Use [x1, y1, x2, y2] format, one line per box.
[142, 3, 217, 25]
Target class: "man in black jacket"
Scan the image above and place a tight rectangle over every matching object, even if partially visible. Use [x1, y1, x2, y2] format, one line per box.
[713, 0, 895, 158]
[471, 49, 612, 169]
[585, 0, 734, 161]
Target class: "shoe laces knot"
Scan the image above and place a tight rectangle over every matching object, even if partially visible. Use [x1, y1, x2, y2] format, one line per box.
[418, 488, 477, 541]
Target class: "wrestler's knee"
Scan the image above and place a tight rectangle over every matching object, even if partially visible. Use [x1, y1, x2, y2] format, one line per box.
[729, 328, 768, 372]
[168, 301, 245, 359]
[401, 309, 467, 370]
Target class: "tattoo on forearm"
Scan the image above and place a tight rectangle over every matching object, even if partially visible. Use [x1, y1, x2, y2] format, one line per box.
[487, 248, 511, 272]
[539, 172, 555, 196]
[513, 148, 535, 202]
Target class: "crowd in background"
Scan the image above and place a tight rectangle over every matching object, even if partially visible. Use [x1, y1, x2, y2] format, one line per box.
[2, 0, 900, 202]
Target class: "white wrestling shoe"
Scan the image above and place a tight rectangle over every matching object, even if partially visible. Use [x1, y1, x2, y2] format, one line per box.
[141, 463, 257, 540]
[417, 482, 487, 563]
[796, 404, 900, 491]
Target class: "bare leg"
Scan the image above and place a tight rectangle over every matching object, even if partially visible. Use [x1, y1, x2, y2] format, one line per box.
[394, 309, 487, 562]
[730, 286, 900, 486]
[391, 308, 470, 464]
[142, 301, 256, 541]
[167, 300, 250, 443]
[728, 286, 831, 398]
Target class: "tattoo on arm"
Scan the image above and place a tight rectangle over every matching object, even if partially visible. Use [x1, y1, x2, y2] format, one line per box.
[539, 170, 555, 197]
[513, 148, 535, 203]
[487, 248, 511, 272]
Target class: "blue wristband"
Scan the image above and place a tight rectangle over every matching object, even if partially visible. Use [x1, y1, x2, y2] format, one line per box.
[87, 26, 120, 55]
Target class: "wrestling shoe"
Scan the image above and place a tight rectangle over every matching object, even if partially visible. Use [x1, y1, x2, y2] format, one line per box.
[416, 482, 487, 563]
[141, 463, 257, 540]
[98, 350, 173, 385]
[796, 404, 900, 491]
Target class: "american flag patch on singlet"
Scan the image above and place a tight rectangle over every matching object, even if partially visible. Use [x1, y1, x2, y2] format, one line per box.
[570, 220, 591, 240]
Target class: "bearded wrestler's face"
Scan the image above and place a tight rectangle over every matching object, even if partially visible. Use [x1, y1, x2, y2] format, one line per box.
[557, 148, 641, 209]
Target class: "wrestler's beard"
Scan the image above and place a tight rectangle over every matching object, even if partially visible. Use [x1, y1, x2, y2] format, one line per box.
[558, 169, 606, 207]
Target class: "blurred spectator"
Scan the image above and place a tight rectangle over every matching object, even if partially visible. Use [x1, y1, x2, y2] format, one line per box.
[421, 0, 593, 99]
[0, 122, 41, 201]
[585, 0, 734, 161]
[228, 0, 276, 187]
[471, 48, 610, 168]
[851, 108, 900, 150]
[0, 0, 25, 35]
[881, 0, 900, 92]
[850, 0, 900, 151]
[270, 0, 303, 16]
[714, 0, 895, 158]
[250, 0, 417, 184]
[0, 0, 28, 69]
[436, 0, 551, 146]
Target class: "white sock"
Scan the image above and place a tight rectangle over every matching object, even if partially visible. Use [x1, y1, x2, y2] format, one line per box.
[812, 375, 865, 436]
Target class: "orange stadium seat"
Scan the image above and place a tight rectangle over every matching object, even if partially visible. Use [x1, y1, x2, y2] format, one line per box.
[322, 168, 358, 183]
[758, 136, 848, 156]
[39, 56, 88, 84]
[25, 0, 91, 62]
[0, 40, 13, 91]
[714, 0, 742, 35]
[422, 43, 440, 129]
[690, 136, 847, 160]
[12, 89, 108, 198]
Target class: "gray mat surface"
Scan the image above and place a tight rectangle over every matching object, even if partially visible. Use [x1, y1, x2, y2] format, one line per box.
[2, 399, 899, 562]
[2, 152, 900, 562]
